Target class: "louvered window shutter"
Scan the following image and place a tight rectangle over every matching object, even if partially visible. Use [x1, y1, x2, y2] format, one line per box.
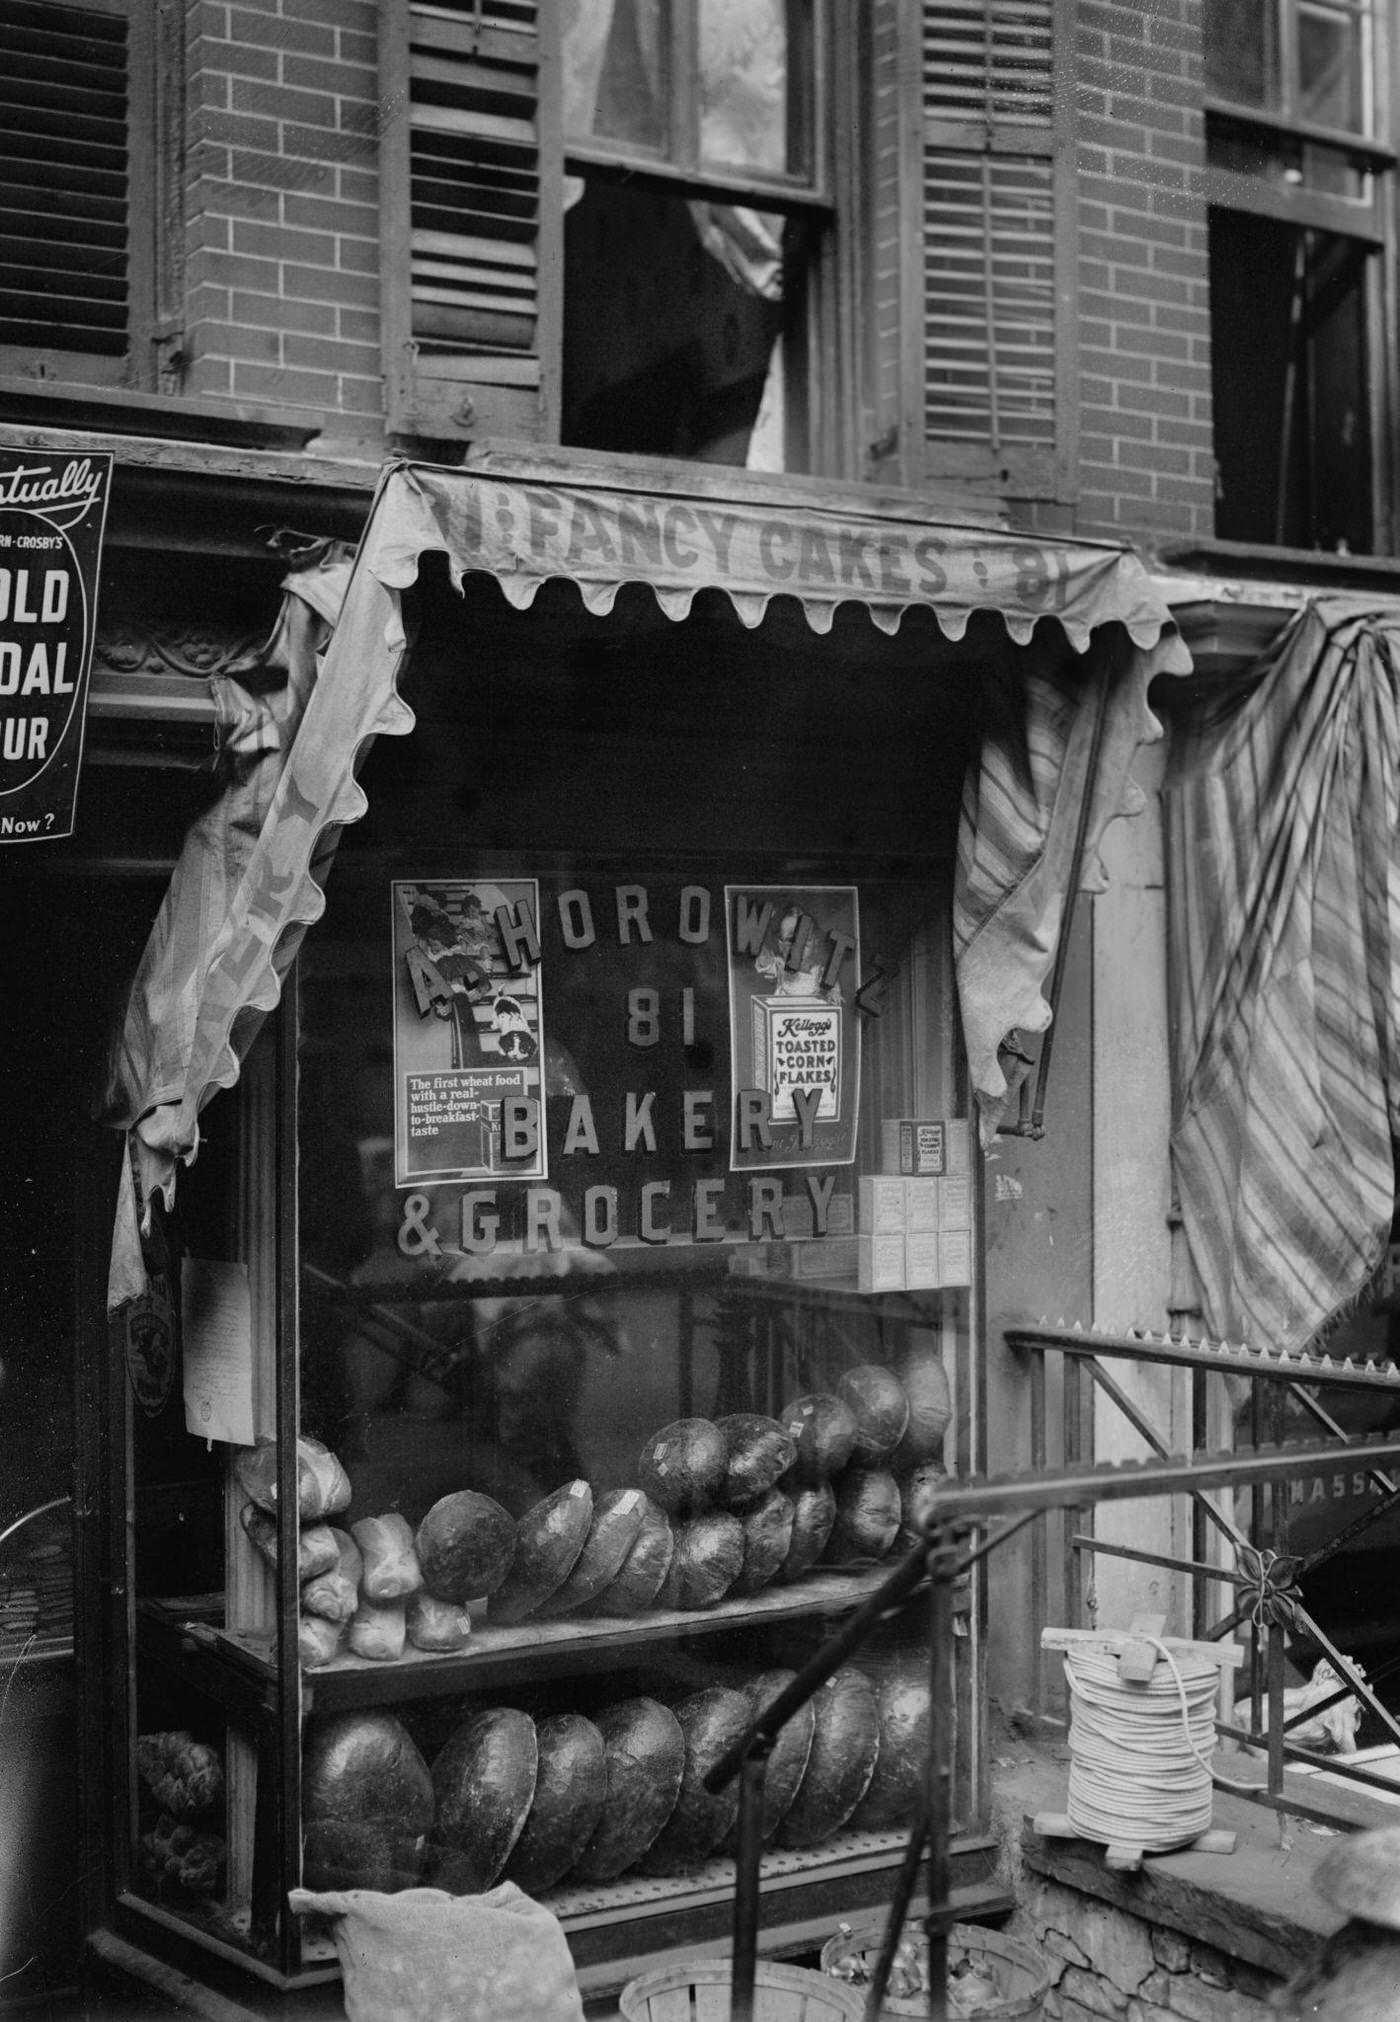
[918, 0, 1072, 497]
[381, 1, 563, 443]
[0, 0, 129, 369]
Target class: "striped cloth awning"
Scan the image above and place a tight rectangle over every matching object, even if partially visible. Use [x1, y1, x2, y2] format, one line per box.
[1165, 598, 1400, 1353]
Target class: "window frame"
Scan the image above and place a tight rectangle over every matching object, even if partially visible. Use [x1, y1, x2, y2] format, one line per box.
[1205, 0, 1376, 146]
[562, 0, 831, 206]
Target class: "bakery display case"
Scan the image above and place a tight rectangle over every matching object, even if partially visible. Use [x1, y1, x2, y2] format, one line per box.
[96, 562, 997, 2008]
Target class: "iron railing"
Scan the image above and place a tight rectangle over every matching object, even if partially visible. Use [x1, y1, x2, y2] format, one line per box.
[708, 1426, 1400, 2022]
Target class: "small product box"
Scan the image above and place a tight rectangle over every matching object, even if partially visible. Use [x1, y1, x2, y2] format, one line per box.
[858, 1174, 908, 1234]
[785, 1191, 856, 1242]
[826, 1190, 855, 1235]
[904, 1231, 941, 1289]
[945, 1118, 971, 1177]
[797, 1235, 860, 1280]
[940, 1229, 972, 1285]
[905, 1178, 941, 1233]
[881, 1117, 946, 1175]
[939, 1174, 972, 1231]
[782, 1193, 814, 1239]
[857, 1229, 907, 1292]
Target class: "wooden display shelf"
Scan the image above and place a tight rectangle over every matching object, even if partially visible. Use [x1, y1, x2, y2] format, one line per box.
[293, 1824, 1009, 2003]
[146, 1566, 919, 1713]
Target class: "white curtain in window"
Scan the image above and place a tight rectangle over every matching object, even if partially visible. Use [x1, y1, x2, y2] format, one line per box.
[561, 0, 788, 465]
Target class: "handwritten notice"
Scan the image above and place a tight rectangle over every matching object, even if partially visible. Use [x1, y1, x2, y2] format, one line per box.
[181, 1258, 254, 1445]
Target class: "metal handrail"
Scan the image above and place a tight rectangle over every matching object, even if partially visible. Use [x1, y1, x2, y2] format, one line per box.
[707, 1430, 1400, 2022]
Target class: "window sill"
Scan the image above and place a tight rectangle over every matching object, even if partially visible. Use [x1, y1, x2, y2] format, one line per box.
[0, 376, 329, 450]
[1158, 537, 1400, 589]
[1152, 542, 1400, 681]
[999, 1740, 1361, 1984]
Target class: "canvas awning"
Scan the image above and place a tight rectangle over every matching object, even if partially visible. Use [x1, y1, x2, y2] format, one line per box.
[100, 456, 1191, 1308]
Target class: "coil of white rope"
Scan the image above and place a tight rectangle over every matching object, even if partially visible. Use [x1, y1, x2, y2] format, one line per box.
[1064, 1637, 1220, 1850]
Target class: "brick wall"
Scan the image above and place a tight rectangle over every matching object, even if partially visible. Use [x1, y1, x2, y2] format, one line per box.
[1073, 0, 1215, 547]
[1014, 1873, 1283, 2022]
[183, 0, 384, 436]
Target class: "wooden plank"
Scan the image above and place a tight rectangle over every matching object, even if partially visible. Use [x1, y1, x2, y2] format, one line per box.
[1041, 1625, 1243, 1673]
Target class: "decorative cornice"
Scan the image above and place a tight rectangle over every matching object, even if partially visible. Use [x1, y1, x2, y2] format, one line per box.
[93, 618, 265, 682]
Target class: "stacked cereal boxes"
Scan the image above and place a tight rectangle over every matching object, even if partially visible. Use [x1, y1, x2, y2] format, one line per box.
[857, 1119, 972, 1292]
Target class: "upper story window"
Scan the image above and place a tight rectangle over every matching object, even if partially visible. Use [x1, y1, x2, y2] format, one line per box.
[559, 0, 823, 466]
[381, 0, 1076, 496]
[1204, 0, 1391, 552]
[0, 0, 181, 393]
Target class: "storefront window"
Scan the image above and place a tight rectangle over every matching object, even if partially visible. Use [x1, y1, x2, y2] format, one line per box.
[119, 543, 1002, 1986]
[280, 580, 978, 1942]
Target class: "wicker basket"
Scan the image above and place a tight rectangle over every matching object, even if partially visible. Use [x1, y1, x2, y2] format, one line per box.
[619, 1957, 868, 2021]
[820, 1918, 1050, 2021]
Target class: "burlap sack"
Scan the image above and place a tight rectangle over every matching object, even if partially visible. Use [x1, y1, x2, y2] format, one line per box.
[288, 1879, 584, 2022]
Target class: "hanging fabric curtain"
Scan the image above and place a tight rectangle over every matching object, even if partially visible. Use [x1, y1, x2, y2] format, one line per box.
[1165, 597, 1400, 1353]
[99, 539, 358, 1308]
[99, 458, 1189, 1309]
[956, 624, 1164, 1131]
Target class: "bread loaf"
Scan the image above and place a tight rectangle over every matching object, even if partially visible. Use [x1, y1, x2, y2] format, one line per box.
[429, 1707, 538, 1895]
[721, 1670, 814, 1846]
[406, 1591, 472, 1654]
[416, 1490, 516, 1604]
[301, 1529, 362, 1624]
[234, 1436, 351, 1522]
[826, 1467, 902, 1564]
[535, 1489, 647, 1617]
[715, 1415, 796, 1505]
[351, 1513, 422, 1602]
[302, 1711, 434, 1892]
[834, 1366, 910, 1463]
[851, 1667, 931, 1831]
[637, 1418, 727, 1514]
[729, 1488, 794, 1597]
[298, 1614, 345, 1668]
[655, 1511, 744, 1610]
[779, 1482, 837, 1582]
[504, 1714, 607, 1894]
[635, 1688, 751, 1873]
[780, 1393, 858, 1484]
[572, 1698, 686, 1882]
[239, 1506, 339, 1582]
[489, 1479, 593, 1624]
[595, 1497, 674, 1616]
[347, 1595, 407, 1662]
[777, 1667, 879, 1847]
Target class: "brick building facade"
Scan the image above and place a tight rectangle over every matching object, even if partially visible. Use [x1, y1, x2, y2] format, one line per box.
[0, 0, 1388, 2013]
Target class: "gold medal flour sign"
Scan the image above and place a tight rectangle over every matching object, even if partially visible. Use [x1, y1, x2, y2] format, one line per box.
[0, 450, 113, 842]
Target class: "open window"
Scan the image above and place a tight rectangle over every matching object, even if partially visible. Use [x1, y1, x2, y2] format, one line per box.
[559, 0, 822, 469]
[380, 0, 1076, 497]
[1204, 0, 1393, 551]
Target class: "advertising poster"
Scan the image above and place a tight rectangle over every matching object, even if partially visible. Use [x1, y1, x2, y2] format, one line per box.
[388, 872, 865, 1257]
[0, 449, 113, 843]
[726, 884, 861, 1172]
[392, 878, 548, 1184]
